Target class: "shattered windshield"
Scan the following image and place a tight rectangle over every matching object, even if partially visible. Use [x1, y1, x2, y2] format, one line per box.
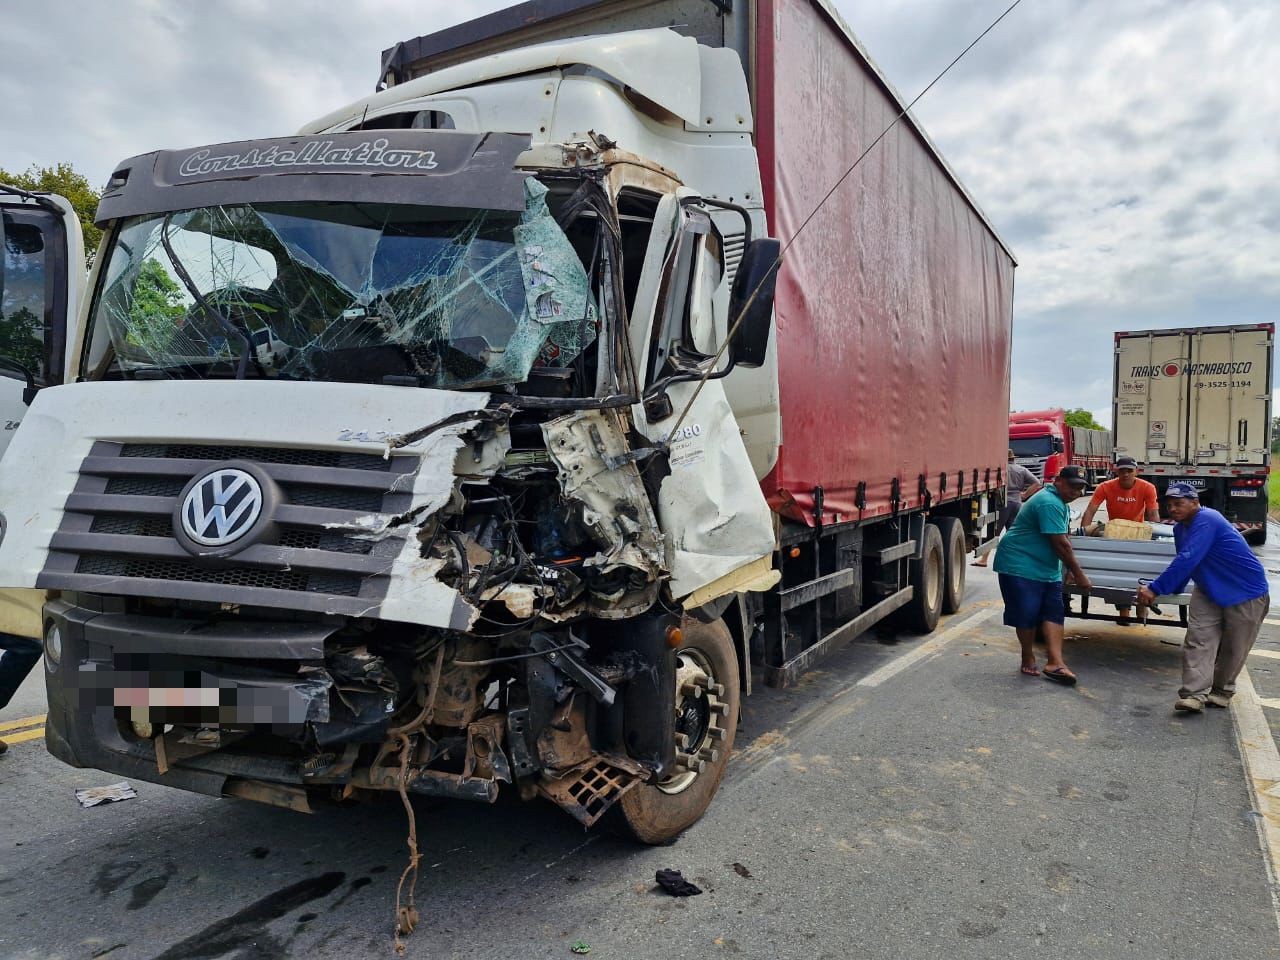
[86, 179, 597, 388]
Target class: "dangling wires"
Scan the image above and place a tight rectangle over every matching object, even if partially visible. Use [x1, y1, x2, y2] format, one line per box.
[662, 0, 1024, 442]
[392, 642, 446, 955]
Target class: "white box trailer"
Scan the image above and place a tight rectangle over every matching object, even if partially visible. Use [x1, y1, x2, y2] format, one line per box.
[1113, 323, 1273, 543]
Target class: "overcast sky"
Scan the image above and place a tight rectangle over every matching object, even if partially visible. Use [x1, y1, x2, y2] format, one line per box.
[2, 0, 1275, 426]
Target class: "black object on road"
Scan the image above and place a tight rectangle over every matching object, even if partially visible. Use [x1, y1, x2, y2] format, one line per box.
[655, 869, 702, 897]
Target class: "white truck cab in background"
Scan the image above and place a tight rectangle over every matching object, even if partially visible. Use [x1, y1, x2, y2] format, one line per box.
[0, 187, 84, 636]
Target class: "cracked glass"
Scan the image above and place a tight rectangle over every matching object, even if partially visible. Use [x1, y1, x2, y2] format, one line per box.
[87, 178, 597, 388]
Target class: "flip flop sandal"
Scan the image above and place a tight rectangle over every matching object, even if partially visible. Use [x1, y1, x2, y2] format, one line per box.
[1042, 667, 1078, 687]
[1020, 664, 1040, 677]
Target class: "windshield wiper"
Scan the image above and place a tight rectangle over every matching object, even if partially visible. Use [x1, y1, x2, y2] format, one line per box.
[160, 214, 253, 380]
[126, 359, 288, 381]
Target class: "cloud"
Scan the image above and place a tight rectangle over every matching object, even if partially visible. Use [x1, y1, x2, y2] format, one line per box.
[0, 0, 510, 185]
[845, 0, 1278, 424]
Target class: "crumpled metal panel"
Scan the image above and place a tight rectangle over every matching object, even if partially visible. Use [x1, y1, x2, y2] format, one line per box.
[634, 381, 777, 601]
[754, 0, 1015, 526]
[542, 408, 664, 614]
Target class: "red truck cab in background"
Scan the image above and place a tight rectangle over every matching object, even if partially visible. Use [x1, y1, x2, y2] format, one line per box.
[1009, 409, 1111, 485]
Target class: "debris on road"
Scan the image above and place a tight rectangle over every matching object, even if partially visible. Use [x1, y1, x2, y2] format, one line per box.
[74, 782, 137, 808]
[571, 942, 591, 954]
[655, 869, 702, 897]
[731, 862, 753, 879]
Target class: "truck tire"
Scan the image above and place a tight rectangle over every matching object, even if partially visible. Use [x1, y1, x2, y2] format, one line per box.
[1246, 528, 1267, 547]
[610, 619, 740, 845]
[903, 524, 944, 634]
[932, 516, 966, 614]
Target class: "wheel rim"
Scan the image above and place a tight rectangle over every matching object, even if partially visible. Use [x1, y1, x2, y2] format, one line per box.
[926, 547, 943, 609]
[950, 537, 964, 594]
[657, 648, 729, 796]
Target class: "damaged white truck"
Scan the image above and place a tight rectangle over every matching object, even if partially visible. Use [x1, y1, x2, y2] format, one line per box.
[0, 0, 1013, 842]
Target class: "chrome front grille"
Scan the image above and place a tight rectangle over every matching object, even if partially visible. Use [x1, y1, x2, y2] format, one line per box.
[40, 441, 419, 614]
[1015, 458, 1045, 482]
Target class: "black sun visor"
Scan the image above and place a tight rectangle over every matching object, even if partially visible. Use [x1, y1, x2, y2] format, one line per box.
[95, 130, 533, 225]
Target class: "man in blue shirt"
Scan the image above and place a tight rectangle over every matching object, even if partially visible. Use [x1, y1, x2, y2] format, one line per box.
[1138, 482, 1270, 713]
[993, 466, 1092, 685]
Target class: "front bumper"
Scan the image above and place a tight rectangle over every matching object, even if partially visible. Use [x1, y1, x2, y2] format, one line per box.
[43, 596, 344, 797]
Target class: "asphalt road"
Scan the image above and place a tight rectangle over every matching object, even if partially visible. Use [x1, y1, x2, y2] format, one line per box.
[4, 525, 1280, 960]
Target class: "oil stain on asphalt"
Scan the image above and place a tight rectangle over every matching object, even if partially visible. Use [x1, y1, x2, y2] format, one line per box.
[149, 872, 345, 960]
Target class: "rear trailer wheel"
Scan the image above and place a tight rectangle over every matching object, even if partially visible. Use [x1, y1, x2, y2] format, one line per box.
[904, 524, 944, 634]
[1246, 528, 1267, 547]
[611, 619, 740, 845]
[933, 516, 966, 614]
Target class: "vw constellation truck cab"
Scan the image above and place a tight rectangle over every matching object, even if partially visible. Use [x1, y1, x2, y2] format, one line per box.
[1114, 324, 1273, 544]
[0, 0, 1013, 841]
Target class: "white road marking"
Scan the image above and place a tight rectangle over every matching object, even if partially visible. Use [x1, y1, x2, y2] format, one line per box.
[1261, 698, 1280, 711]
[1252, 649, 1280, 661]
[857, 607, 997, 688]
[1230, 668, 1280, 938]
[1264, 619, 1280, 627]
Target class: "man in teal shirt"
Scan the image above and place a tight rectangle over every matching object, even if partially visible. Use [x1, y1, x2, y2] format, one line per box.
[993, 466, 1093, 684]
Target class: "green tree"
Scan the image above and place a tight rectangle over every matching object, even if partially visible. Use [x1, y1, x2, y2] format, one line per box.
[0, 305, 44, 377]
[0, 162, 102, 263]
[1063, 408, 1105, 431]
[125, 258, 186, 354]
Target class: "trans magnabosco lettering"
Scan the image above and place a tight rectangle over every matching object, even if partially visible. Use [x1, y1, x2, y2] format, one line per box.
[177, 138, 439, 177]
[1130, 361, 1252, 377]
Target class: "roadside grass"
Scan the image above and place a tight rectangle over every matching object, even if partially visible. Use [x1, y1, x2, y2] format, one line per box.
[1270, 470, 1280, 521]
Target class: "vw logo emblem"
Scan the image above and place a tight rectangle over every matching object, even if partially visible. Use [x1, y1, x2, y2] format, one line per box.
[180, 468, 264, 547]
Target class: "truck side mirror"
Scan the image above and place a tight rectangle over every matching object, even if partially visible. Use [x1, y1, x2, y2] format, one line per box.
[0, 357, 38, 405]
[726, 238, 780, 369]
[1052, 437, 1064, 453]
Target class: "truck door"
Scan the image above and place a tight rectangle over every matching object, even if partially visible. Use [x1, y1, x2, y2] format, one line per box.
[630, 195, 777, 604]
[1187, 326, 1272, 468]
[0, 190, 83, 456]
[1114, 331, 1188, 464]
[0, 189, 82, 636]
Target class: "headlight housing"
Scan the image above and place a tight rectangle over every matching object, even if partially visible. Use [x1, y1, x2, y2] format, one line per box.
[44, 621, 62, 670]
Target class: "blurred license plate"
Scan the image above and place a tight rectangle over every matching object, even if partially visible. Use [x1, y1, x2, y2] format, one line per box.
[1230, 489, 1258, 497]
[114, 687, 221, 710]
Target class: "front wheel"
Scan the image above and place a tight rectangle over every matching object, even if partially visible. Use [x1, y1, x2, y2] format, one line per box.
[611, 619, 740, 845]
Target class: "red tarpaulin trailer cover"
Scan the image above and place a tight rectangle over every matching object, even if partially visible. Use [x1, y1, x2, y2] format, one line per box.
[755, 0, 1015, 526]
